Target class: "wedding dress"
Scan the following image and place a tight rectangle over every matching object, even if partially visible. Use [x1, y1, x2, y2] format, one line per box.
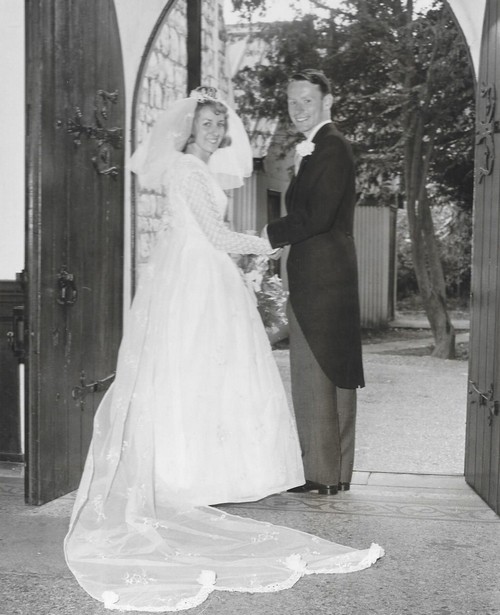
[64, 100, 383, 612]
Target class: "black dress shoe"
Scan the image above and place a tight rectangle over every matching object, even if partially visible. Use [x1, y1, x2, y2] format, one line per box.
[338, 482, 351, 491]
[317, 484, 338, 495]
[287, 481, 317, 493]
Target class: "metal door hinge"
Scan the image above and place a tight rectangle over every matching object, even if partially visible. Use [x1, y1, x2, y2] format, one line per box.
[72, 370, 115, 411]
[469, 380, 499, 426]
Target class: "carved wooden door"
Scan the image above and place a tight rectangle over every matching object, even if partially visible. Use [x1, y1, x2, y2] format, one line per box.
[465, 0, 500, 515]
[25, 0, 124, 504]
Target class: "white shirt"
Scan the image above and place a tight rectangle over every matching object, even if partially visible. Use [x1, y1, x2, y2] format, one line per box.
[294, 120, 332, 173]
[304, 119, 331, 143]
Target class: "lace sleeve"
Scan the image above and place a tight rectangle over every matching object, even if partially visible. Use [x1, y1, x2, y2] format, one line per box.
[183, 169, 273, 255]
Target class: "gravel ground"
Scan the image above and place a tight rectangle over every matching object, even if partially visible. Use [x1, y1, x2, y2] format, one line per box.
[356, 348, 468, 475]
[273, 323, 469, 477]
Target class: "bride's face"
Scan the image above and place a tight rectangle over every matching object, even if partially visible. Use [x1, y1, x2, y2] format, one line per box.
[191, 106, 227, 160]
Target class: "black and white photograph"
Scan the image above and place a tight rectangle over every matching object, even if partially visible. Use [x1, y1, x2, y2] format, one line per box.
[0, 0, 498, 613]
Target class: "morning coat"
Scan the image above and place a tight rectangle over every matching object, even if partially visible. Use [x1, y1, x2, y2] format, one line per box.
[267, 122, 365, 389]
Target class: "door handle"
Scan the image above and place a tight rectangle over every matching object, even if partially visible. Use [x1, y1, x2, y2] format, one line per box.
[6, 305, 25, 362]
[469, 380, 499, 426]
[72, 370, 116, 411]
[57, 266, 78, 306]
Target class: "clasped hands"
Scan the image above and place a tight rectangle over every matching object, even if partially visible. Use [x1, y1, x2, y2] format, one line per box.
[268, 248, 283, 260]
[260, 225, 283, 260]
[243, 227, 282, 260]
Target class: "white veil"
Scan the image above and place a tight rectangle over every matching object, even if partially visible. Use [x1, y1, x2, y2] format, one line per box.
[129, 88, 253, 190]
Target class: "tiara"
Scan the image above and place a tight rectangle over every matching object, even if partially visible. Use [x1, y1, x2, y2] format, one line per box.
[190, 86, 218, 102]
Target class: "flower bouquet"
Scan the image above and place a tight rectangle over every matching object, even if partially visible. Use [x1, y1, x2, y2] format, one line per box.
[236, 254, 289, 344]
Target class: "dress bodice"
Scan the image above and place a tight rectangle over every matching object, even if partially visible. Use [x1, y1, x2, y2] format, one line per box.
[161, 153, 272, 256]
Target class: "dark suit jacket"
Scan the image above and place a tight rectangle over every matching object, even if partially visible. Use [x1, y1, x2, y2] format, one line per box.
[267, 122, 364, 389]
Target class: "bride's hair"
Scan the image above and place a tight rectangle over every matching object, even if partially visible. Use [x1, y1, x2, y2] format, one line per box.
[185, 100, 232, 149]
[130, 87, 252, 190]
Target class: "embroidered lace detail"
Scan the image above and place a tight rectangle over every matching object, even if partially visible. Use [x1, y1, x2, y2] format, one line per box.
[92, 494, 106, 522]
[124, 570, 156, 585]
[180, 161, 272, 255]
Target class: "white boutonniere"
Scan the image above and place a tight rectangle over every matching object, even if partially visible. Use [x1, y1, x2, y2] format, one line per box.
[295, 141, 315, 157]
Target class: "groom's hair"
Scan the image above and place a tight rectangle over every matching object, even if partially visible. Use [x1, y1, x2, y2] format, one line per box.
[289, 69, 331, 96]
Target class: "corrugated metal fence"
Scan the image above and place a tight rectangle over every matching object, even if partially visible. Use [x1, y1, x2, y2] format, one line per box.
[354, 205, 396, 328]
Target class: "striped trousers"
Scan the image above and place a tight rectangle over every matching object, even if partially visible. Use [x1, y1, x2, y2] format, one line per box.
[288, 303, 357, 486]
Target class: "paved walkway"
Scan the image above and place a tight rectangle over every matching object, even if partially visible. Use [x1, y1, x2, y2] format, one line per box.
[2, 327, 500, 615]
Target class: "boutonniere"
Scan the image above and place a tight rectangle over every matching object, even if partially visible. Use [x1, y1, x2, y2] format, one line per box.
[295, 141, 315, 157]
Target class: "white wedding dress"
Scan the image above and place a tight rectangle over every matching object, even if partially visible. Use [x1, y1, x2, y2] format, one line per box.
[64, 153, 383, 612]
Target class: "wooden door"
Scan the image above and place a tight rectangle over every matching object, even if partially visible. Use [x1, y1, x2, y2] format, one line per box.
[0, 279, 24, 461]
[25, 0, 124, 505]
[465, 0, 500, 515]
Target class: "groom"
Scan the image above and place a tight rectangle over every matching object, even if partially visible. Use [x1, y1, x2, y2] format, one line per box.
[266, 69, 364, 495]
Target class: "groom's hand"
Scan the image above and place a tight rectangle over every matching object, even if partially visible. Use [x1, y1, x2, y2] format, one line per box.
[268, 248, 283, 260]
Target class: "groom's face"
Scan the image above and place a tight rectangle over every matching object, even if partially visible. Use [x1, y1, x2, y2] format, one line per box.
[287, 80, 332, 137]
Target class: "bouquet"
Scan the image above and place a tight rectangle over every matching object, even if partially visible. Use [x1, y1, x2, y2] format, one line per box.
[237, 254, 289, 341]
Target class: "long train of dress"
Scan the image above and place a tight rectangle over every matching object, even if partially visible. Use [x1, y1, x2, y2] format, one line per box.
[64, 154, 383, 612]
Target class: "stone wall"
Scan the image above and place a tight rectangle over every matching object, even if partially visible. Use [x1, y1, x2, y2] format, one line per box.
[134, 0, 229, 277]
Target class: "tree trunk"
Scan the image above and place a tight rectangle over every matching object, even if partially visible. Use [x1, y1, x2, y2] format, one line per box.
[419, 190, 455, 358]
[410, 214, 456, 358]
[405, 131, 456, 359]
[401, 3, 455, 359]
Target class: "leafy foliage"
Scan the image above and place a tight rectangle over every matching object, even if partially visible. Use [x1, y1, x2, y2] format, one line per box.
[229, 0, 475, 316]
[232, 1, 473, 204]
[397, 202, 472, 300]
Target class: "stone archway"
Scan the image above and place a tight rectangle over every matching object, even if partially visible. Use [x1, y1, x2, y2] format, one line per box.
[130, 0, 190, 289]
[129, 0, 231, 293]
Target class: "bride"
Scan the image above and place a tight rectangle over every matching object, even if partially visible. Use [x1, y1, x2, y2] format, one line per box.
[64, 87, 383, 612]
